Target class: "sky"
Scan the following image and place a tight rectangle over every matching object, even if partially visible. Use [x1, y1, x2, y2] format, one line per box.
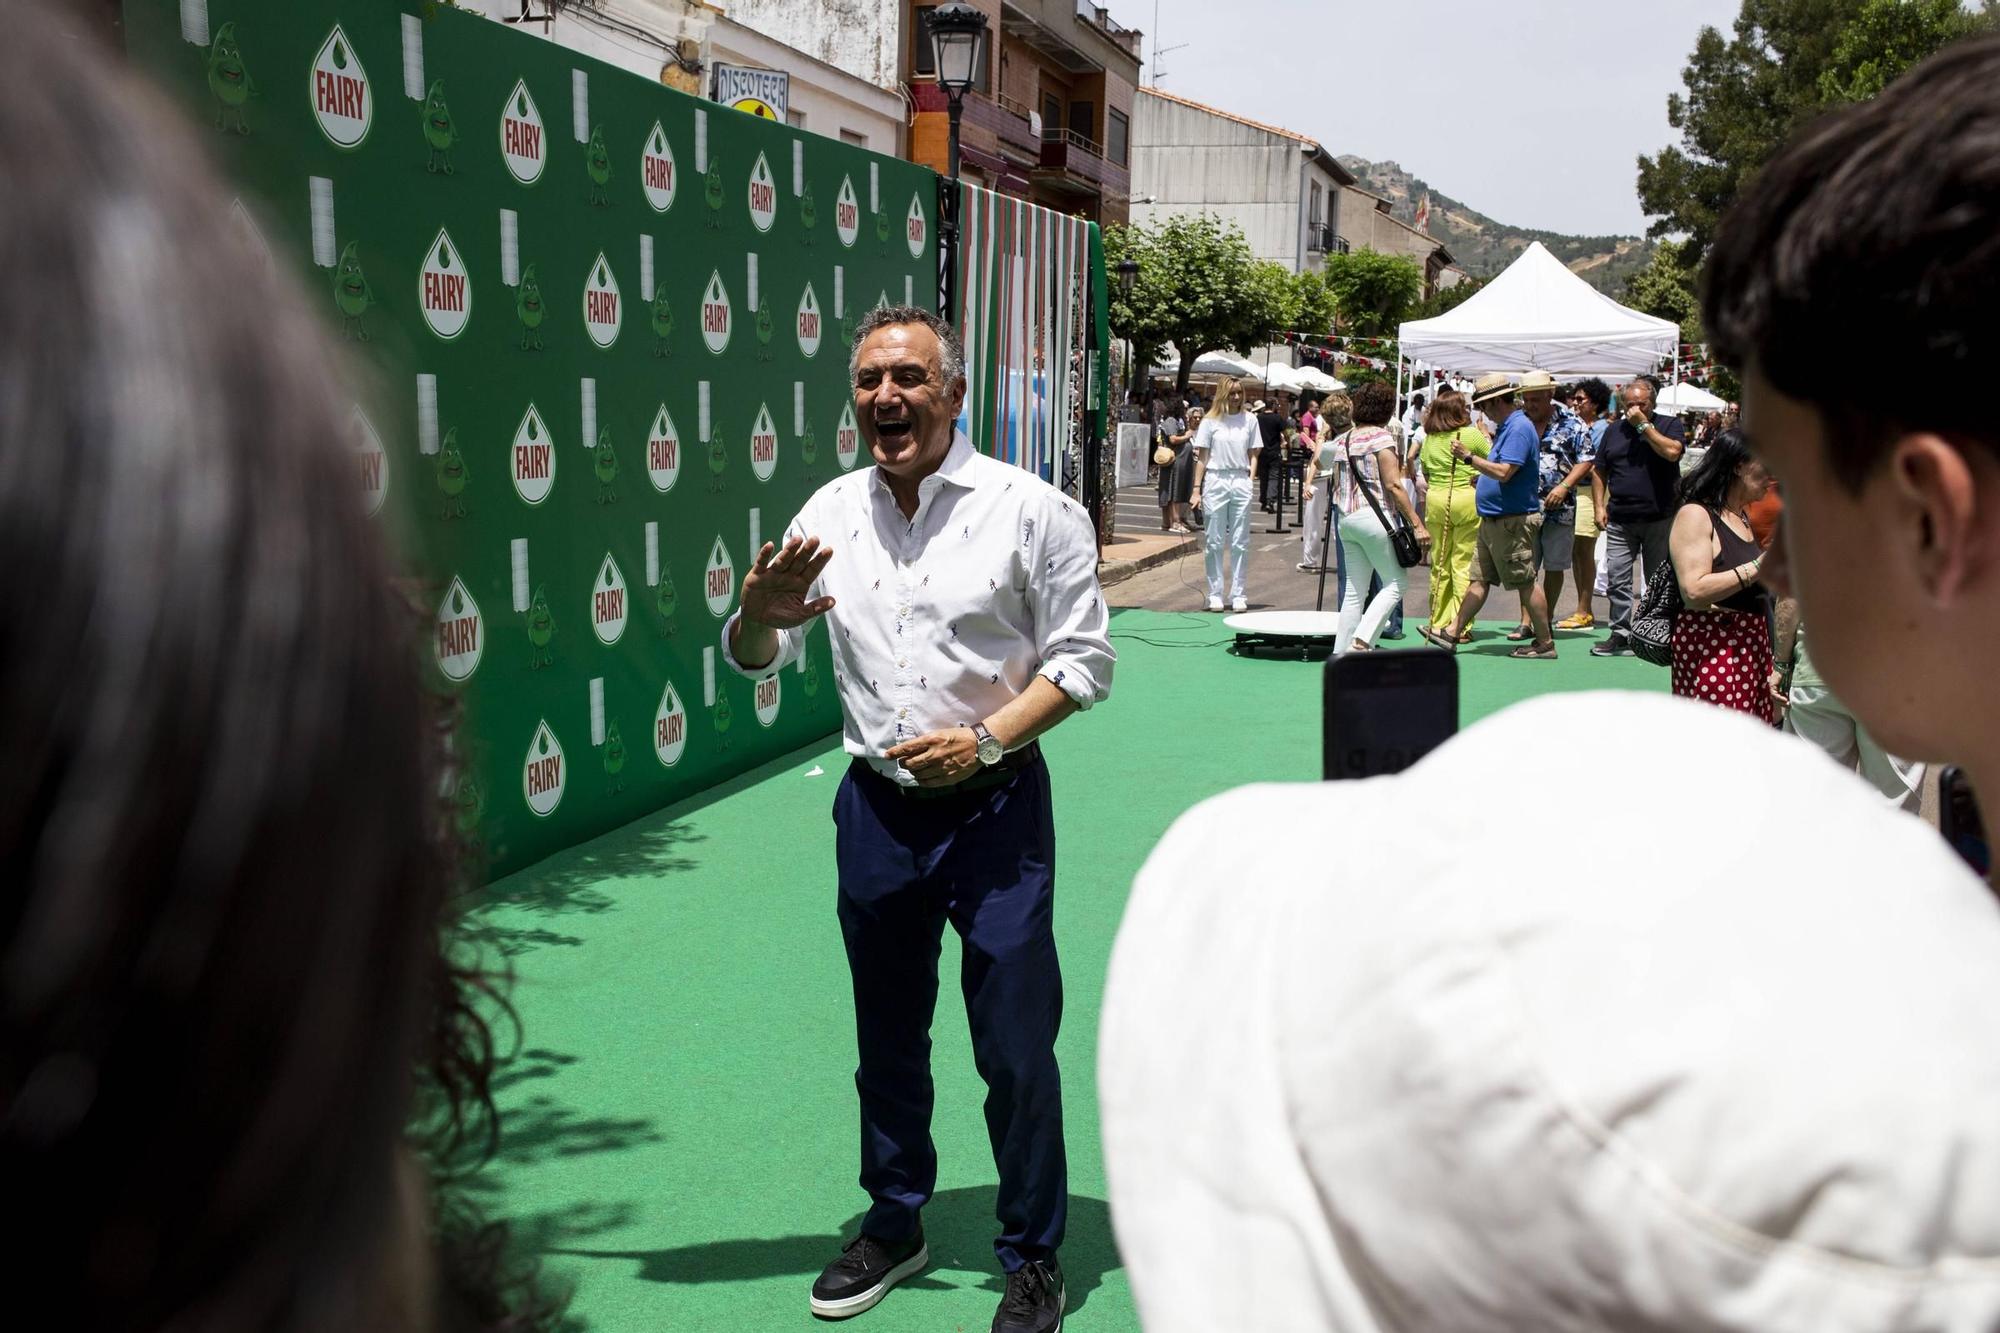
[1128, 0, 1744, 237]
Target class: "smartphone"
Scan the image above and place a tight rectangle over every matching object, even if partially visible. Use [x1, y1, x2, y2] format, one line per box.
[1940, 766, 1991, 878]
[1322, 649, 1458, 781]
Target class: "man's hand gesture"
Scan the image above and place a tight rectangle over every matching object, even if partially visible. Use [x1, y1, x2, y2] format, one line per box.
[741, 535, 836, 629]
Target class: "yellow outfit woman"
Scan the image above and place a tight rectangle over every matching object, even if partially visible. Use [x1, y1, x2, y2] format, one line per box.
[1420, 426, 1491, 632]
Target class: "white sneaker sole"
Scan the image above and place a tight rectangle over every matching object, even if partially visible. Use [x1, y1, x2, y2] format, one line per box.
[809, 1245, 929, 1320]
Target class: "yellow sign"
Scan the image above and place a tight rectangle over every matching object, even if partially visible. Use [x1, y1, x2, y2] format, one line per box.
[731, 97, 779, 121]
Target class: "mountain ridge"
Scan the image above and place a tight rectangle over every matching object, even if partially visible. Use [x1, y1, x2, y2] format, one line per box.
[1337, 155, 1655, 295]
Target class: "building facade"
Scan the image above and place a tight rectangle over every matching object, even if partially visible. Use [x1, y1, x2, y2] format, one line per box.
[1128, 88, 1353, 274]
[461, 0, 904, 158]
[1335, 182, 1456, 297]
[901, 0, 1141, 226]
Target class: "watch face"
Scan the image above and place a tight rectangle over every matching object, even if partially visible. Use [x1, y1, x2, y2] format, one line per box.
[978, 738, 1005, 765]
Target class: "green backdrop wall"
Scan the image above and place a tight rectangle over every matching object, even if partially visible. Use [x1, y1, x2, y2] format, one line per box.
[125, 0, 939, 877]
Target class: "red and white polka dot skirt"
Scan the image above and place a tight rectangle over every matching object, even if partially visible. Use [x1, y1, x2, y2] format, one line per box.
[1672, 607, 1775, 724]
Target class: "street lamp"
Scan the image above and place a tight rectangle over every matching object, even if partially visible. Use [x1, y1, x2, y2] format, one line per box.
[929, 1, 988, 323]
[1115, 258, 1140, 405]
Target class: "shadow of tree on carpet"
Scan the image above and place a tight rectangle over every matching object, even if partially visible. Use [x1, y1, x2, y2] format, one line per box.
[549, 1186, 1123, 1315]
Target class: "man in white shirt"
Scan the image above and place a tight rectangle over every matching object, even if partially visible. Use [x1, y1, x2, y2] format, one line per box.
[723, 306, 1112, 1333]
[1189, 376, 1261, 611]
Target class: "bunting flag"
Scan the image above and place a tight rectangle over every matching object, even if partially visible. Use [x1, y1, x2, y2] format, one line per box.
[953, 183, 1104, 486]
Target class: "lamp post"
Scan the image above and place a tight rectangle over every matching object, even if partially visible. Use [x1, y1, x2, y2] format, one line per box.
[1115, 257, 1140, 408]
[929, 1, 988, 324]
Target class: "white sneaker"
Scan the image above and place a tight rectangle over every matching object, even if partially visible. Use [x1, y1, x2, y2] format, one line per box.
[1231, 597, 1248, 612]
[1206, 596, 1224, 612]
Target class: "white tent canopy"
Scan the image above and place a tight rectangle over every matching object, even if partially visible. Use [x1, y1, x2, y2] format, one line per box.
[1153, 348, 1263, 380]
[1397, 242, 1678, 378]
[1657, 381, 1728, 415]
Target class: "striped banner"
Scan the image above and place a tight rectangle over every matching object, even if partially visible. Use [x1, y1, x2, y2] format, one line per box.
[953, 184, 1104, 487]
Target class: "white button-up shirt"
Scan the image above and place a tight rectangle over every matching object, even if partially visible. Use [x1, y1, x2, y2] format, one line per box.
[721, 431, 1114, 784]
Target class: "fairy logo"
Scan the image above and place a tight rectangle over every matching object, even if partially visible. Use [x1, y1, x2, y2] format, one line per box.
[500, 80, 545, 184]
[310, 25, 371, 148]
[835, 175, 860, 248]
[591, 553, 628, 645]
[750, 403, 778, 483]
[647, 404, 681, 493]
[906, 192, 928, 258]
[754, 672, 781, 728]
[435, 576, 483, 682]
[705, 535, 735, 618]
[836, 401, 861, 471]
[351, 406, 388, 517]
[654, 680, 688, 767]
[701, 270, 732, 354]
[642, 121, 676, 212]
[511, 404, 555, 505]
[523, 720, 566, 817]
[419, 229, 471, 340]
[583, 253, 621, 348]
[796, 282, 822, 358]
[747, 151, 777, 232]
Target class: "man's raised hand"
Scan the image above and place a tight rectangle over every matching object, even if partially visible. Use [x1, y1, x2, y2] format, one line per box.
[740, 535, 836, 629]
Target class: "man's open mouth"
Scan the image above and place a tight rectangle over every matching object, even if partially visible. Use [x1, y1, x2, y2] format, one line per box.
[875, 418, 912, 439]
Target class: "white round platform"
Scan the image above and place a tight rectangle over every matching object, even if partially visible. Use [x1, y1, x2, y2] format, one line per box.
[1222, 610, 1344, 637]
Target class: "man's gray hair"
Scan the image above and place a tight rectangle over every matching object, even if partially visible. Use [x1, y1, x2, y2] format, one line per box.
[848, 304, 967, 388]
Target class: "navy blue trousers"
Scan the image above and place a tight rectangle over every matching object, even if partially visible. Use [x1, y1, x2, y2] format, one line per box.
[833, 756, 1066, 1273]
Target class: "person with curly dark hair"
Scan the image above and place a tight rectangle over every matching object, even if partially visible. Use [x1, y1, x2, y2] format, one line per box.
[0, 8, 559, 1331]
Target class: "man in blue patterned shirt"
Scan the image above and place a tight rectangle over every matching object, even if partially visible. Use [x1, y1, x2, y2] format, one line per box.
[1512, 371, 1598, 640]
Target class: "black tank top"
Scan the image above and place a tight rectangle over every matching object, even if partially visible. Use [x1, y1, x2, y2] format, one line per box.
[1706, 507, 1768, 615]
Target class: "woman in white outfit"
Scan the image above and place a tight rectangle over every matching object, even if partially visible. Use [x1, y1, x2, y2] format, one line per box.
[1300, 391, 1352, 572]
[1329, 381, 1429, 653]
[1189, 377, 1262, 612]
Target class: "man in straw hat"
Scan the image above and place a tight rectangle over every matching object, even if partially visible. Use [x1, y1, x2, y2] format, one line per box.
[1420, 373, 1558, 658]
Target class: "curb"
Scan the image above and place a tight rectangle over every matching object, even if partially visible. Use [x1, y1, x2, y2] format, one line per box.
[1098, 534, 1199, 587]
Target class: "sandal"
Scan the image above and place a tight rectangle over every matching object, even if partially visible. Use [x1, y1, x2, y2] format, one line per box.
[1556, 612, 1595, 630]
[1509, 641, 1558, 660]
[1506, 625, 1533, 642]
[1418, 627, 1459, 653]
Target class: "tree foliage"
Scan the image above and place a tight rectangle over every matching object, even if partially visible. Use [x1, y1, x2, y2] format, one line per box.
[1637, 0, 1997, 265]
[1318, 250, 1424, 337]
[1105, 214, 1341, 395]
[1620, 239, 1702, 344]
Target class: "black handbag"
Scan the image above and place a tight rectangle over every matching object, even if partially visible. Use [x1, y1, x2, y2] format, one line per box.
[1629, 563, 1681, 666]
[1350, 435, 1423, 567]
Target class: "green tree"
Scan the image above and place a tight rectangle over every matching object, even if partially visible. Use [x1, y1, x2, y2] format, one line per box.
[1620, 239, 1702, 343]
[1638, 0, 1996, 265]
[1106, 214, 1312, 395]
[1318, 250, 1424, 337]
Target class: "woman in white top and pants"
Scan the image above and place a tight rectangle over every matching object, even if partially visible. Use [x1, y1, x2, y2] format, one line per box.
[1300, 391, 1353, 572]
[1329, 382, 1429, 652]
[1189, 377, 1262, 612]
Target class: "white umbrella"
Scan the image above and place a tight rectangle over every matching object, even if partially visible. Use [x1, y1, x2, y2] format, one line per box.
[1656, 381, 1728, 416]
[1292, 365, 1346, 393]
[1258, 363, 1305, 392]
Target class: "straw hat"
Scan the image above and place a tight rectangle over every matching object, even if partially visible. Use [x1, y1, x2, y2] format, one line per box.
[1471, 373, 1516, 405]
[1516, 370, 1559, 395]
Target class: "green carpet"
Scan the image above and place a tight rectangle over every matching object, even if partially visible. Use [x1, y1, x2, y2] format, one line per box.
[471, 609, 1666, 1331]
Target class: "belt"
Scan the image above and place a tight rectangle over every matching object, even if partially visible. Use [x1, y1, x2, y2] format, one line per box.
[861, 741, 1042, 801]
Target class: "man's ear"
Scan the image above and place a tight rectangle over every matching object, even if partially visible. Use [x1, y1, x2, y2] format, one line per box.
[1890, 434, 1989, 606]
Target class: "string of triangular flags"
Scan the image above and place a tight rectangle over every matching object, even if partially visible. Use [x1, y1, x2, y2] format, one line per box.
[1272, 329, 1400, 372]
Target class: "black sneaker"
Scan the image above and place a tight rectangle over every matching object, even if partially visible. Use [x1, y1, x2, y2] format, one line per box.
[991, 1255, 1066, 1333]
[810, 1230, 928, 1320]
[1590, 634, 1635, 658]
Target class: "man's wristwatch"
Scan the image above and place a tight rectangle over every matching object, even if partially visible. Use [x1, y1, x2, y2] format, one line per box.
[971, 721, 1004, 767]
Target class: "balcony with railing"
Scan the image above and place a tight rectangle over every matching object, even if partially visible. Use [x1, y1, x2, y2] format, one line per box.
[1033, 123, 1129, 198]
